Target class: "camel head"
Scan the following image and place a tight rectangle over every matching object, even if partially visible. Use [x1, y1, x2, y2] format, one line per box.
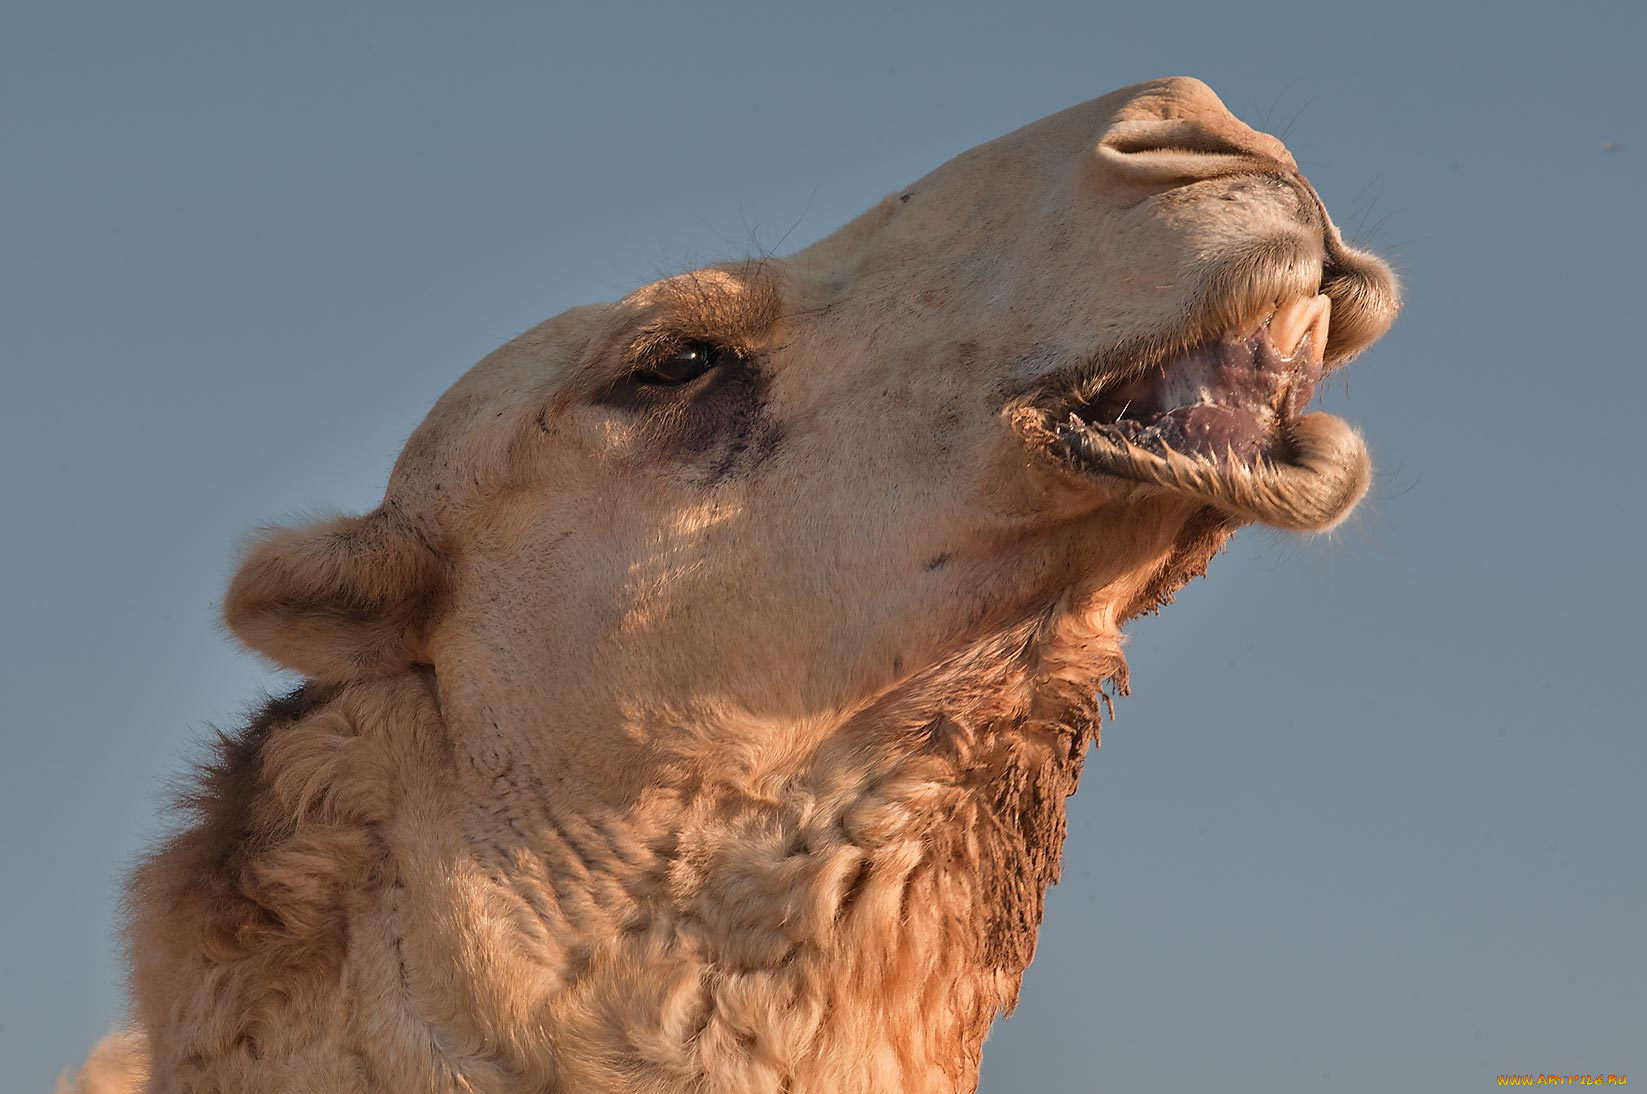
[226, 77, 1395, 765]
[182, 77, 1398, 1090]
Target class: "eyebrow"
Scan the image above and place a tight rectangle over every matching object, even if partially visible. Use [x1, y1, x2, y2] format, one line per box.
[552, 260, 786, 409]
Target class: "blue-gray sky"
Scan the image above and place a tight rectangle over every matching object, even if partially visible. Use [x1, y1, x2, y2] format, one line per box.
[3, 3, 1642, 1090]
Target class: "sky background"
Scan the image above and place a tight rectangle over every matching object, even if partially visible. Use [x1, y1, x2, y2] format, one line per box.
[3, 2, 1643, 1090]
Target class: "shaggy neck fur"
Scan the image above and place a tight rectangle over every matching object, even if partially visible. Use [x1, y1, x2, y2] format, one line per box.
[119, 508, 1233, 1094]
[125, 635, 1104, 1093]
[125, 520, 1231, 1094]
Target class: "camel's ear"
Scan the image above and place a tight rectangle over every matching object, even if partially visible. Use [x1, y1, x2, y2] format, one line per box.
[224, 508, 446, 680]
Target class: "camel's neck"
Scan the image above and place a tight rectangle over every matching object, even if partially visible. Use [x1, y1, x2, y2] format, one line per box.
[430, 709, 1096, 1092]
[130, 621, 1117, 1093]
[423, 614, 1118, 1092]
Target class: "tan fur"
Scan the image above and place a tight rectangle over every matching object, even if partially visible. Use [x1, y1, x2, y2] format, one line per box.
[56, 1031, 147, 1094]
[75, 78, 1397, 1092]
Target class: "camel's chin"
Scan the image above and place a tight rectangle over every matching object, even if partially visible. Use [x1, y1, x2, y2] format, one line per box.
[1017, 298, 1372, 532]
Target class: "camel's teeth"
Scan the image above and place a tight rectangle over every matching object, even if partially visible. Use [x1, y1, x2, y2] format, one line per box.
[1270, 294, 1331, 361]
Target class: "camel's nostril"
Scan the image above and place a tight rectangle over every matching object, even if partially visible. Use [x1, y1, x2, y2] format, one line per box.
[1089, 77, 1297, 194]
[1103, 125, 1257, 161]
[1089, 119, 1291, 195]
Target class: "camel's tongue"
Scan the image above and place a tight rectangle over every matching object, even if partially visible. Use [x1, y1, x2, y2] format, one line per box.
[1078, 331, 1323, 462]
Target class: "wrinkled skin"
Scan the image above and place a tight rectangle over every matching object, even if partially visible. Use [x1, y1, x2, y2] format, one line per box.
[75, 78, 1397, 1094]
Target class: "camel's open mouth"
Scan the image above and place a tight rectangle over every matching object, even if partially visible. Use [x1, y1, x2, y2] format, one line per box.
[1016, 294, 1371, 532]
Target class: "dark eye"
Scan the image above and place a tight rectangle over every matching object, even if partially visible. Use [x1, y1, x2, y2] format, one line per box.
[634, 341, 731, 386]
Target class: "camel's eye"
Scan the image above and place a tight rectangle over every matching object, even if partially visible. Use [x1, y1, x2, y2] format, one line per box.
[634, 341, 733, 386]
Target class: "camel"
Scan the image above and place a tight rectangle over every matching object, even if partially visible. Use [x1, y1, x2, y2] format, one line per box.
[64, 77, 1398, 1093]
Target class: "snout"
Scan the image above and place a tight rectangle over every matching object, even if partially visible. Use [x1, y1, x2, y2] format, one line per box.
[1084, 76, 1400, 365]
[1002, 77, 1402, 532]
